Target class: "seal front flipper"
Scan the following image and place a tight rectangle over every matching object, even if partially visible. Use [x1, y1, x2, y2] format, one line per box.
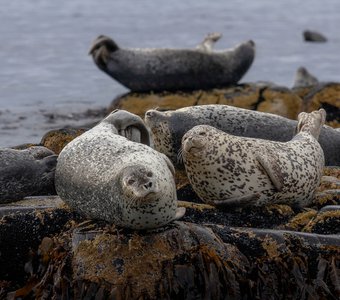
[255, 152, 284, 191]
[212, 193, 261, 208]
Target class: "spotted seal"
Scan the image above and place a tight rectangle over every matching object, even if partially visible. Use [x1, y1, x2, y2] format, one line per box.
[144, 105, 340, 167]
[89, 35, 255, 92]
[293, 66, 318, 88]
[181, 109, 326, 207]
[55, 109, 185, 230]
[0, 146, 57, 203]
[196, 32, 222, 51]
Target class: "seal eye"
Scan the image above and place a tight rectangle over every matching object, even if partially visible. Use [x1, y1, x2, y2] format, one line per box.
[127, 178, 135, 185]
[199, 131, 206, 136]
[147, 172, 153, 177]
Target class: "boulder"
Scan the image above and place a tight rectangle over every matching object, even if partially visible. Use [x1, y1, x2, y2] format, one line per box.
[303, 30, 328, 42]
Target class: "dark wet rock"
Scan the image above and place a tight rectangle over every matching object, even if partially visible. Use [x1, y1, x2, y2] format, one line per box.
[303, 30, 328, 42]
[3, 220, 339, 299]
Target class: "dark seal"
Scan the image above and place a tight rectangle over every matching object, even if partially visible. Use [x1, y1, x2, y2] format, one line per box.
[89, 35, 255, 92]
[0, 146, 57, 203]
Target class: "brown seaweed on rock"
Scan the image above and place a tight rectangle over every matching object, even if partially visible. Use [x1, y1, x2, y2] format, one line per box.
[4, 220, 339, 300]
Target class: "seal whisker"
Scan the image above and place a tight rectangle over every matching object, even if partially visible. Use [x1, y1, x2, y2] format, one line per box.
[177, 147, 184, 164]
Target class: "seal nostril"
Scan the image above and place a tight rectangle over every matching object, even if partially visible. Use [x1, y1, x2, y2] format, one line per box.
[144, 181, 153, 189]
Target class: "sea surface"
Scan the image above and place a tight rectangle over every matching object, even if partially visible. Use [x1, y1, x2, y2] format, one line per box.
[1, 0, 340, 146]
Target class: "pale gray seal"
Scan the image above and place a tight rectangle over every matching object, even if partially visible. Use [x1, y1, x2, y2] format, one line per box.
[0, 147, 57, 203]
[293, 66, 319, 88]
[144, 105, 340, 167]
[181, 109, 326, 207]
[55, 110, 185, 230]
[89, 35, 255, 92]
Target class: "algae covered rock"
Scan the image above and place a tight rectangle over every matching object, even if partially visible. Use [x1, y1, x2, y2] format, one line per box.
[109, 83, 302, 120]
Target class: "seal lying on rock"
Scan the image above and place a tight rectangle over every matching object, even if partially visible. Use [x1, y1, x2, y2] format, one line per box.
[55, 110, 185, 230]
[181, 109, 326, 207]
[0, 147, 57, 203]
[144, 105, 340, 167]
[89, 35, 255, 92]
[293, 66, 319, 88]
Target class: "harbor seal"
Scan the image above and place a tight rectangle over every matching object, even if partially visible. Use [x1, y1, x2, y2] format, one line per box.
[89, 35, 255, 92]
[55, 110, 185, 230]
[181, 109, 326, 207]
[144, 105, 340, 167]
[293, 66, 318, 88]
[0, 147, 57, 203]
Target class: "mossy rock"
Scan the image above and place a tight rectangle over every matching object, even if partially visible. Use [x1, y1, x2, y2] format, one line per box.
[109, 83, 302, 120]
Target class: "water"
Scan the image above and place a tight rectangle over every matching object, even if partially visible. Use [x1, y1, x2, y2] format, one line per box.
[1, 0, 339, 146]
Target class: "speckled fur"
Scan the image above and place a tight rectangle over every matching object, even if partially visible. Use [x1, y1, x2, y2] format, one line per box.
[182, 109, 326, 207]
[145, 105, 340, 167]
[55, 111, 182, 230]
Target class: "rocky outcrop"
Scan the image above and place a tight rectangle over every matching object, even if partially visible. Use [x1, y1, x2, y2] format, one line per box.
[303, 30, 328, 42]
[110, 83, 303, 120]
[0, 167, 339, 299]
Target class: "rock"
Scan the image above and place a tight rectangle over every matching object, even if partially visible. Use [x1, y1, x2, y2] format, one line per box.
[4, 221, 339, 299]
[297, 82, 340, 127]
[303, 30, 328, 42]
[110, 83, 303, 120]
[40, 128, 87, 155]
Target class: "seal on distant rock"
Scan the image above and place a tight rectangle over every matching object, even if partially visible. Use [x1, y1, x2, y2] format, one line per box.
[89, 35, 255, 92]
[55, 109, 185, 230]
[181, 109, 326, 207]
[144, 105, 340, 167]
[293, 66, 318, 88]
[0, 146, 57, 203]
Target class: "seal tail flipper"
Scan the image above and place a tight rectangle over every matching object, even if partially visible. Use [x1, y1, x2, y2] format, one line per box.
[256, 152, 284, 192]
[105, 110, 151, 145]
[296, 109, 326, 139]
[212, 193, 261, 208]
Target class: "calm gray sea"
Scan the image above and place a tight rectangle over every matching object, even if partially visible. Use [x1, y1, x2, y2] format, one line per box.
[0, 0, 339, 146]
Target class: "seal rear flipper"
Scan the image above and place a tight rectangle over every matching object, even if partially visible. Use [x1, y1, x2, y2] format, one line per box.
[212, 193, 261, 208]
[106, 110, 151, 145]
[256, 152, 284, 192]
